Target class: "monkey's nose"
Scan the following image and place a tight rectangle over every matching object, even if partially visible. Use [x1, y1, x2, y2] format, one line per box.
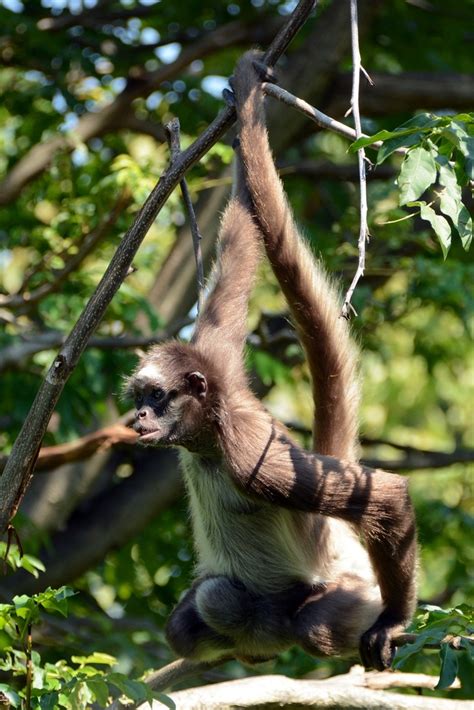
[137, 408, 148, 419]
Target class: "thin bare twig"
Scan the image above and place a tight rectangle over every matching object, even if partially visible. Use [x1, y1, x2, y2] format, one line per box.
[341, 0, 371, 319]
[262, 82, 404, 156]
[263, 82, 359, 142]
[166, 118, 205, 315]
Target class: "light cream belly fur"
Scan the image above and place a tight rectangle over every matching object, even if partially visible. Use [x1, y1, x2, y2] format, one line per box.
[180, 450, 381, 602]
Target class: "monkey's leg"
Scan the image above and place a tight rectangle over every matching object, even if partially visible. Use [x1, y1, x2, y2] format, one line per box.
[293, 575, 383, 662]
[165, 580, 235, 661]
[196, 576, 314, 662]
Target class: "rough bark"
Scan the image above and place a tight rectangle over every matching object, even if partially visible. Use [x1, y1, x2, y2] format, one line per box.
[136, 672, 472, 710]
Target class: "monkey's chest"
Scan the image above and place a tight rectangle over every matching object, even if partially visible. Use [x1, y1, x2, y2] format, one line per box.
[181, 453, 314, 593]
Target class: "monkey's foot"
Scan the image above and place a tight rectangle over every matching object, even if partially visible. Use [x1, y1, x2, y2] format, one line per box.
[359, 614, 405, 671]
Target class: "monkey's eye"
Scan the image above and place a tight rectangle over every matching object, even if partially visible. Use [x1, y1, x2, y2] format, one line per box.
[151, 387, 165, 402]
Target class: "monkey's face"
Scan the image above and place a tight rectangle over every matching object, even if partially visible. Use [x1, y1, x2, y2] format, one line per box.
[125, 348, 212, 450]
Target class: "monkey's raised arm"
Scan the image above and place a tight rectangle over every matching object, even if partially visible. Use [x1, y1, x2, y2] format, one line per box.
[223, 419, 417, 658]
[232, 52, 360, 461]
[192, 145, 261, 386]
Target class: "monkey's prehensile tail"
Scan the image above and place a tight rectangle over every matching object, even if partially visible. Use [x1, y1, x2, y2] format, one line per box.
[233, 51, 360, 461]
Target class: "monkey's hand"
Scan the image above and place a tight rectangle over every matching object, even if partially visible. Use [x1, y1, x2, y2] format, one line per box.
[359, 611, 406, 671]
[224, 51, 279, 109]
[251, 58, 278, 85]
[222, 87, 236, 107]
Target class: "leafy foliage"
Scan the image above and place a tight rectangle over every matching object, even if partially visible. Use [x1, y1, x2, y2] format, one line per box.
[351, 112, 473, 255]
[0, 586, 173, 708]
[0, 0, 473, 705]
[395, 605, 474, 697]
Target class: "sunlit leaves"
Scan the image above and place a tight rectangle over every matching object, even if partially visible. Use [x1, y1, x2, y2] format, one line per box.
[353, 113, 473, 256]
[395, 605, 474, 694]
[0, 586, 175, 708]
[438, 159, 473, 249]
[0, 543, 45, 578]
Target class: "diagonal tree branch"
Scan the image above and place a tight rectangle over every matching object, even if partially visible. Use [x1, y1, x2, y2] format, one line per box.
[0, 0, 318, 535]
[0, 423, 137, 475]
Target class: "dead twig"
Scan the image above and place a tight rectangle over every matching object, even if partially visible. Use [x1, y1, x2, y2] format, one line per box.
[341, 0, 372, 319]
[166, 118, 205, 315]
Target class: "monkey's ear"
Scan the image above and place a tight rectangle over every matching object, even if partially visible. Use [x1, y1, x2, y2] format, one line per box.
[185, 371, 208, 400]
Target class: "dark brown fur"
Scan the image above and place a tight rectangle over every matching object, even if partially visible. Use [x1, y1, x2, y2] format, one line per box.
[126, 51, 417, 671]
[232, 53, 360, 461]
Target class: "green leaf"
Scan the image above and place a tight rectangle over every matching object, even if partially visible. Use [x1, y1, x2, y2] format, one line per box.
[108, 673, 151, 702]
[417, 202, 452, 257]
[72, 652, 116, 667]
[457, 646, 474, 698]
[39, 692, 60, 710]
[438, 162, 473, 250]
[398, 146, 437, 205]
[350, 113, 442, 156]
[441, 121, 474, 179]
[0, 684, 20, 707]
[435, 642, 459, 689]
[394, 628, 446, 667]
[153, 692, 176, 709]
[0, 630, 13, 651]
[351, 129, 403, 151]
[86, 678, 109, 705]
[39, 599, 69, 617]
[376, 132, 422, 164]
[20, 555, 46, 577]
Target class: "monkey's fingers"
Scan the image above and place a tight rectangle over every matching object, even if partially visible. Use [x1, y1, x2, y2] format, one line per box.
[222, 86, 236, 107]
[252, 59, 278, 85]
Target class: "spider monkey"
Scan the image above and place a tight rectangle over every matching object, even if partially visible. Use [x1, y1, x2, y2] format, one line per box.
[125, 51, 417, 671]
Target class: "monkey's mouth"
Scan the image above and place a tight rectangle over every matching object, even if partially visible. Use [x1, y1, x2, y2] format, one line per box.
[138, 429, 161, 442]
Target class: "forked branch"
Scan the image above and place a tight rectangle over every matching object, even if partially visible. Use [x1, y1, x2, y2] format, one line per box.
[166, 118, 206, 314]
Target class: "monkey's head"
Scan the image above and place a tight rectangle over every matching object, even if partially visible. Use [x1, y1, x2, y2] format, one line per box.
[124, 342, 219, 452]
